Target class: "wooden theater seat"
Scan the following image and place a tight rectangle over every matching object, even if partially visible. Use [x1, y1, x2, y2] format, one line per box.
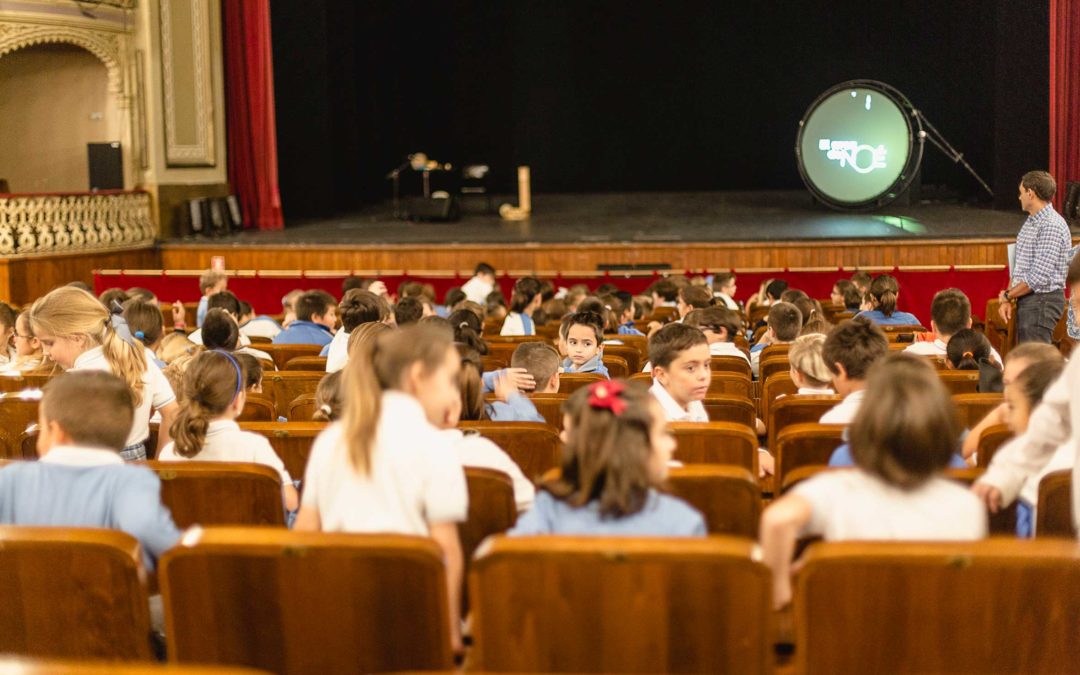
[601, 343, 641, 373]
[287, 393, 318, 421]
[0, 372, 50, 394]
[161, 528, 454, 674]
[760, 371, 799, 420]
[666, 465, 761, 537]
[766, 394, 842, 452]
[1036, 470, 1076, 538]
[953, 392, 1004, 429]
[710, 355, 752, 379]
[0, 658, 269, 674]
[702, 394, 757, 427]
[283, 356, 327, 371]
[469, 535, 771, 673]
[0, 392, 41, 459]
[630, 371, 754, 399]
[976, 423, 1013, 468]
[558, 372, 607, 394]
[145, 461, 286, 528]
[795, 539, 1080, 674]
[936, 370, 980, 395]
[263, 371, 324, 418]
[0, 527, 152, 660]
[608, 333, 647, 359]
[668, 421, 757, 471]
[758, 355, 793, 383]
[236, 394, 276, 422]
[526, 392, 567, 428]
[601, 353, 630, 378]
[255, 344, 323, 371]
[460, 467, 517, 615]
[773, 423, 846, 489]
[239, 422, 326, 483]
[458, 421, 561, 480]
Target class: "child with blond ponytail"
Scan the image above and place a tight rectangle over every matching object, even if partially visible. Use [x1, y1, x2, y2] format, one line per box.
[29, 286, 178, 460]
[158, 350, 298, 513]
[294, 322, 468, 654]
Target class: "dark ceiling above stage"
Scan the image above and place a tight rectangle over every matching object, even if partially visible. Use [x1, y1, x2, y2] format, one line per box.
[269, 1, 1048, 220]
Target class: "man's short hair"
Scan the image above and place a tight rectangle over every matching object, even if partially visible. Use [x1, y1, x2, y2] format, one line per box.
[199, 270, 227, 293]
[648, 323, 708, 370]
[930, 288, 971, 337]
[1021, 170, 1057, 201]
[296, 290, 335, 322]
[394, 297, 424, 326]
[651, 279, 679, 303]
[474, 262, 495, 277]
[767, 302, 803, 341]
[207, 290, 241, 316]
[823, 318, 889, 380]
[340, 289, 388, 332]
[511, 342, 560, 392]
[42, 371, 134, 450]
[684, 307, 742, 341]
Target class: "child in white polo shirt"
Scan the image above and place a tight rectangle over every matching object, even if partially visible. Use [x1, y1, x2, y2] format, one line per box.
[158, 350, 299, 514]
[819, 319, 888, 425]
[647, 323, 711, 422]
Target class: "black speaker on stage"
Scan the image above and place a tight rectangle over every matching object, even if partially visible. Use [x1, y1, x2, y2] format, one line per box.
[404, 195, 460, 222]
[88, 142, 123, 191]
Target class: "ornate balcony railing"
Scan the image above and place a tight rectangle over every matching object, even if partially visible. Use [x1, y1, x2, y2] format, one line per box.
[0, 191, 156, 257]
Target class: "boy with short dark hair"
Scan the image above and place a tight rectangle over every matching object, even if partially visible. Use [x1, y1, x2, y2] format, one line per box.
[324, 289, 391, 372]
[750, 302, 803, 377]
[712, 273, 739, 311]
[648, 323, 711, 422]
[511, 342, 561, 394]
[0, 372, 180, 570]
[394, 297, 425, 327]
[685, 307, 749, 364]
[904, 288, 1000, 362]
[820, 318, 889, 424]
[462, 262, 497, 305]
[677, 285, 713, 319]
[560, 311, 609, 377]
[272, 290, 337, 346]
[196, 270, 228, 328]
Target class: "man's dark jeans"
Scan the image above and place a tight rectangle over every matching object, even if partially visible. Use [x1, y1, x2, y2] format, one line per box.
[1016, 291, 1065, 344]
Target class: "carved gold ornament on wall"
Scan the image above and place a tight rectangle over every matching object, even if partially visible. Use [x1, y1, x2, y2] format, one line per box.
[0, 193, 155, 256]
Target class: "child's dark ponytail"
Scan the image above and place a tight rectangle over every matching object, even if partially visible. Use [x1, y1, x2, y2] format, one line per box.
[170, 351, 244, 457]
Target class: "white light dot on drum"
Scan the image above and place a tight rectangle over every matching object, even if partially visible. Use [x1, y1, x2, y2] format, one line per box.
[866, 94, 872, 110]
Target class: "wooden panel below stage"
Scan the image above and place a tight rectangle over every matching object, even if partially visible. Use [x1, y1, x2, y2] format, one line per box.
[0, 247, 159, 304]
[161, 238, 1017, 273]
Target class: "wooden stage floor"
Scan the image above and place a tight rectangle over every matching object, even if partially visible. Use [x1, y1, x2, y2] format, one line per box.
[158, 190, 1052, 273]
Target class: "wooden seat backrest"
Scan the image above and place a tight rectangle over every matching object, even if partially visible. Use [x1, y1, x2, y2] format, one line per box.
[458, 421, 561, 480]
[758, 354, 792, 383]
[237, 394, 276, 422]
[759, 343, 791, 363]
[708, 373, 754, 398]
[608, 333, 647, 358]
[558, 372, 606, 394]
[256, 343, 324, 371]
[283, 356, 327, 371]
[669, 422, 757, 471]
[601, 354, 629, 379]
[0, 373, 50, 394]
[238, 422, 326, 483]
[952, 393, 1004, 430]
[247, 334, 273, 345]
[161, 528, 453, 674]
[0, 658, 268, 674]
[976, 423, 1013, 468]
[526, 393, 567, 429]
[485, 335, 548, 345]
[0, 393, 41, 459]
[710, 355, 752, 379]
[460, 467, 517, 616]
[145, 461, 285, 528]
[795, 539, 1080, 674]
[666, 465, 761, 537]
[650, 306, 679, 322]
[702, 394, 757, 427]
[263, 371, 324, 418]
[936, 370, 980, 395]
[0, 526, 151, 660]
[601, 343, 641, 373]
[469, 535, 771, 674]
[760, 371, 799, 421]
[1036, 470, 1076, 538]
[287, 393, 318, 422]
[480, 354, 507, 372]
[766, 394, 842, 452]
[484, 342, 519, 369]
[773, 423, 846, 489]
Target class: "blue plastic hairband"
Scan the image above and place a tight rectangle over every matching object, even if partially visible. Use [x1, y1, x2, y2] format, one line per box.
[212, 349, 243, 398]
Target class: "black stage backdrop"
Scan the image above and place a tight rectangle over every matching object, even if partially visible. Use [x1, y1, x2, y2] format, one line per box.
[270, 1, 1048, 219]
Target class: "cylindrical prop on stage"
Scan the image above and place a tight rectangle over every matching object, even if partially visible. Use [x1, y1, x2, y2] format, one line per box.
[500, 165, 532, 220]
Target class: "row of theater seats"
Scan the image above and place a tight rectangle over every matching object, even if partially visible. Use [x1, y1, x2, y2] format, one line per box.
[3, 523, 1080, 673]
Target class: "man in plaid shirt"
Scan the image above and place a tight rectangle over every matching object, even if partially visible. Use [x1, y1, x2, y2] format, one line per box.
[998, 171, 1073, 344]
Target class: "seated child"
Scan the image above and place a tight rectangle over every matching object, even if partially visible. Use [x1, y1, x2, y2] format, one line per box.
[2, 310, 47, 373]
[945, 328, 996, 370]
[647, 323, 711, 422]
[196, 270, 228, 327]
[394, 297, 425, 327]
[855, 274, 921, 326]
[979, 358, 1067, 536]
[830, 279, 861, 312]
[712, 273, 740, 311]
[458, 347, 544, 423]
[905, 288, 1001, 362]
[819, 319, 888, 425]
[439, 393, 536, 512]
[324, 289, 389, 372]
[158, 350, 299, 513]
[561, 311, 610, 377]
[272, 290, 337, 346]
[187, 291, 255, 348]
[616, 292, 646, 336]
[500, 277, 543, 336]
[232, 352, 265, 395]
[787, 333, 834, 395]
[312, 370, 343, 422]
[0, 371, 181, 570]
[237, 300, 282, 340]
[512, 341, 561, 395]
[510, 380, 705, 536]
[750, 302, 803, 378]
[202, 309, 275, 365]
[760, 353, 988, 608]
[684, 307, 749, 364]
[123, 299, 167, 369]
[0, 302, 16, 365]
[676, 285, 713, 320]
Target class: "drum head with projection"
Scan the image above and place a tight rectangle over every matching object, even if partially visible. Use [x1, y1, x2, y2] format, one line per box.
[796, 80, 923, 210]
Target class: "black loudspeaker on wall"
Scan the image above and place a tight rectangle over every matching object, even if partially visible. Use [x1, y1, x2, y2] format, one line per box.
[87, 142, 123, 191]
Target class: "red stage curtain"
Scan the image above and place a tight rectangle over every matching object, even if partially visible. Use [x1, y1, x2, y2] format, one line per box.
[1050, 0, 1080, 209]
[223, 0, 284, 230]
